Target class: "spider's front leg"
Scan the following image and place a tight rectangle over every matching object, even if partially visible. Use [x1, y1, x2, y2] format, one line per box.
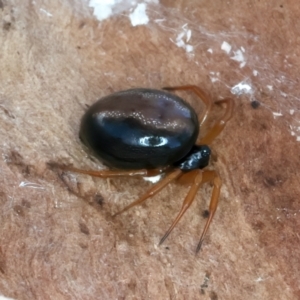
[112, 169, 182, 217]
[158, 169, 222, 253]
[195, 170, 221, 253]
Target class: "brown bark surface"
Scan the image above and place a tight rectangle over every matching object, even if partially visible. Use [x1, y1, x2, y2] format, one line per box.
[0, 1, 299, 299]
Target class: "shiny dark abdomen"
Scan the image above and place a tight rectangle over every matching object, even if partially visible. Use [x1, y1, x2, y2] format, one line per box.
[79, 89, 199, 169]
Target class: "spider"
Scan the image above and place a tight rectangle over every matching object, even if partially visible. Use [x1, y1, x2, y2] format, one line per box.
[49, 85, 234, 253]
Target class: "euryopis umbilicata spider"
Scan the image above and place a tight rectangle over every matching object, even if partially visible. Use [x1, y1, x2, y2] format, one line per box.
[49, 85, 234, 253]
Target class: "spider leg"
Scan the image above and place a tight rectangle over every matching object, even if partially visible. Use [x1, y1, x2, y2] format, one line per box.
[198, 98, 234, 145]
[113, 169, 182, 217]
[162, 85, 213, 126]
[159, 170, 203, 246]
[196, 170, 222, 253]
[47, 162, 168, 178]
[159, 170, 222, 254]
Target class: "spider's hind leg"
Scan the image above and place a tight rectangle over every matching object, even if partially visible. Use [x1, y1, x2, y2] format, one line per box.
[47, 162, 167, 178]
[198, 98, 234, 145]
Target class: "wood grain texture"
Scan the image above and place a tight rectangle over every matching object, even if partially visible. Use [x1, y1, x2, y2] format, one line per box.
[0, 0, 299, 299]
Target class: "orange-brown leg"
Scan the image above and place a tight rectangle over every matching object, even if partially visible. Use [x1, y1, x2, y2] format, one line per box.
[47, 162, 168, 178]
[195, 170, 222, 253]
[163, 85, 213, 126]
[159, 169, 222, 253]
[113, 169, 182, 217]
[159, 170, 203, 246]
[198, 98, 234, 145]
[48, 162, 182, 216]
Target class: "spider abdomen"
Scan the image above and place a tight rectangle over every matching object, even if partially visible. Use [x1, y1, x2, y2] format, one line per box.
[80, 88, 199, 169]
